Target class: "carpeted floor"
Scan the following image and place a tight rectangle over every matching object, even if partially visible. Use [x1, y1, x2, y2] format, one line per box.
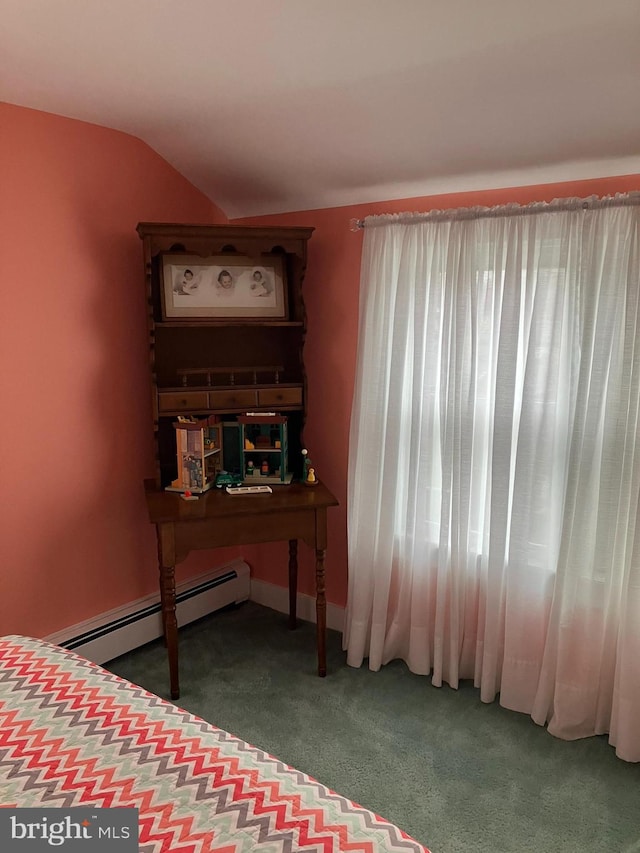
[106, 601, 640, 853]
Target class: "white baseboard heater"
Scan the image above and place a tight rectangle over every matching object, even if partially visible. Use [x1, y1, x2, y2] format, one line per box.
[45, 559, 250, 666]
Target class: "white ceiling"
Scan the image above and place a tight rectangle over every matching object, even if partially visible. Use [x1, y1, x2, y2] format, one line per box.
[2, 0, 639, 218]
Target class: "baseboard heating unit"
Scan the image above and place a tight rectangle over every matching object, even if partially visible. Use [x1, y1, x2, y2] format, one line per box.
[45, 558, 250, 665]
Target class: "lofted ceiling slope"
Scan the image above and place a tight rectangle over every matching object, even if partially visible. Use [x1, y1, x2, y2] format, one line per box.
[1, 0, 639, 218]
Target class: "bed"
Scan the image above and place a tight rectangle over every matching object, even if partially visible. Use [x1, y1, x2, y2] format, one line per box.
[0, 635, 430, 853]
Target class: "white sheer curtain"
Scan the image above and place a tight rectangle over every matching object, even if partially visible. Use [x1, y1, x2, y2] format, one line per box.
[344, 196, 640, 762]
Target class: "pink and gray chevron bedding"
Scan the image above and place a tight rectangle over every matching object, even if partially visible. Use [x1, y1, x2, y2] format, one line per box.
[0, 635, 430, 853]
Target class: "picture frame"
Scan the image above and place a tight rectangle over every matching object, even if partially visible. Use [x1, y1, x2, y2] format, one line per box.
[160, 254, 287, 320]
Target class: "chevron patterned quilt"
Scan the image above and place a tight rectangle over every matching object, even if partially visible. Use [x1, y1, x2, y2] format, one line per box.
[0, 636, 430, 853]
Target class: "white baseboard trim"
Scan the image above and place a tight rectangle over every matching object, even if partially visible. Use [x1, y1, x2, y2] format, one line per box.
[45, 558, 250, 665]
[43, 562, 344, 666]
[249, 578, 345, 634]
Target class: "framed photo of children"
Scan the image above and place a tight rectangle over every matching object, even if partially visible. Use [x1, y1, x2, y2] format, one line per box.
[160, 254, 288, 320]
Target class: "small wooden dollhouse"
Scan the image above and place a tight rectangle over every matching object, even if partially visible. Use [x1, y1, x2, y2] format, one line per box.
[238, 414, 292, 484]
[165, 415, 222, 494]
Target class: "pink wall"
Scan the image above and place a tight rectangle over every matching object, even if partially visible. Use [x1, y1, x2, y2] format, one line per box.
[235, 174, 640, 608]
[0, 103, 237, 638]
[2, 102, 637, 635]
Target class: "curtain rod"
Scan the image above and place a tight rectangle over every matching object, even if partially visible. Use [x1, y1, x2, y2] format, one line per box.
[349, 191, 640, 231]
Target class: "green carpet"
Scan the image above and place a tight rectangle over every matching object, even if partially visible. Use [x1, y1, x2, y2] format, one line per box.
[106, 602, 640, 853]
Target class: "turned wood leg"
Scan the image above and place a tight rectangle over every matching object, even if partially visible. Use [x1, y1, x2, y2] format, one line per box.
[288, 539, 298, 629]
[315, 548, 327, 677]
[156, 530, 168, 646]
[159, 588, 168, 647]
[160, 563, 180, 699]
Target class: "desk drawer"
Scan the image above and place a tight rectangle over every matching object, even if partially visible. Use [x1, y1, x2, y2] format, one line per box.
[158, 391, 209, 412]
[208, 389, 258, 409]
[258, 387, 303, 407]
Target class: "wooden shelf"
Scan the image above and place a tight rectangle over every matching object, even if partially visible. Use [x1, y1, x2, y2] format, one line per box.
[138, 223, 314, 489]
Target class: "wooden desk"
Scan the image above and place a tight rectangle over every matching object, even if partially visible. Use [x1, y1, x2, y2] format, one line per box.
[145, 481, 339, 699]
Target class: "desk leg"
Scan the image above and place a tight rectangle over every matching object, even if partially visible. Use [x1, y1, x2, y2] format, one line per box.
[159, 563, 180, 700]
[288, 539, 298, 629]
[315, 548, 327, 677]
[157, 524, 180, 700]
[156, 531, 168, 647]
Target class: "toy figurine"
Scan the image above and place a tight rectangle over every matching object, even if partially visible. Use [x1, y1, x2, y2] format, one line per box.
[301, 449, 319, 486]
[301, 448, 311, 479]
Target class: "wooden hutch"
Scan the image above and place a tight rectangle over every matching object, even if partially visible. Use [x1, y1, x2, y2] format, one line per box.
[137, 222, 339, 700]
[136, 223, 315, 488]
